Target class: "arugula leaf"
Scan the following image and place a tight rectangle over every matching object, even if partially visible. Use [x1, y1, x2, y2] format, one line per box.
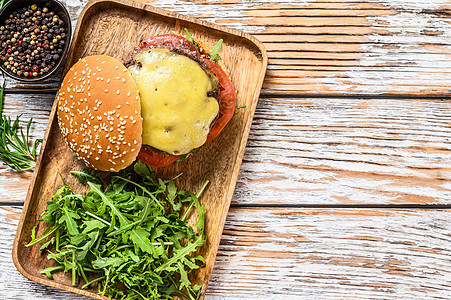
[177, 148, 196, 162]
[92, 257, 125, 269]
[71, 169, 102, 185]
[59, 207, 80, 236]
[88, 182, 129, 227]
[128, 227, 154, 253]
[184, 28, 194, 45]
[209, 39, 223, 62]
[155, 237, 205, 273]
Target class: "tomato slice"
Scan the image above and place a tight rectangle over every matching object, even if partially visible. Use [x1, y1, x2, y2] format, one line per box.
[204, 59, 237, 141]
[137, 149, 181, 168]
[136, 35, 236, 167]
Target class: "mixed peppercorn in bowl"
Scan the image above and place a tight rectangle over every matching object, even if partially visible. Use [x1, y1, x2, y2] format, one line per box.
[0, 0, 71, 81]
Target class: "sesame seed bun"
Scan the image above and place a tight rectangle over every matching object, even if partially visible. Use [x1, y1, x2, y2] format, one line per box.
[57, 55, 143, 172]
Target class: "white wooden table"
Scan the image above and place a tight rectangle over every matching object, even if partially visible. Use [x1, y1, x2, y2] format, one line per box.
[1, 0, 450, 299]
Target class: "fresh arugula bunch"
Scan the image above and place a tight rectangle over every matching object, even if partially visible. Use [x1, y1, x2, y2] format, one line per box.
[28, 161, 208, 300]
[0, 78, 42, 171]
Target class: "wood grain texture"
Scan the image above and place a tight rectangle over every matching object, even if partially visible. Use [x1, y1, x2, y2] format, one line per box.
[1, 96, 450, 205]
[2, 206, 451, 299]
[5, 0, 451, 96]
[235, 97, 451, 205]
[12, 1, 267, 299]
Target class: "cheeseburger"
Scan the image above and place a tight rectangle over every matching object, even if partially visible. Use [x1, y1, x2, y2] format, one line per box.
[57, 33, 235, 171]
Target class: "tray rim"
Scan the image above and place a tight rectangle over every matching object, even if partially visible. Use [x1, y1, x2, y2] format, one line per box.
[12, 0, 268, 298]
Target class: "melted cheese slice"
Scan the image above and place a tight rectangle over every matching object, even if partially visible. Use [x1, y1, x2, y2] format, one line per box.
[128, 49, 219, 155]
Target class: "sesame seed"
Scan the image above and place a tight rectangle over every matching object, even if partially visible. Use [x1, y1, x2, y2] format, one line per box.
[122, 78, 126, 83]
[96, 57, 100, 61]
[115, 66, 119, 70]
[105, 89, 108, 93]
[107, 79, 110, 83]
[116, 90, 120, 95]
[127, 92, 131, 97]
[82, 70, 86, 75]
[117, 105, 121, 109]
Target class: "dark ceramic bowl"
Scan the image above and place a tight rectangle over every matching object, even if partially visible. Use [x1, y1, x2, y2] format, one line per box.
[0, 0, 71, 82]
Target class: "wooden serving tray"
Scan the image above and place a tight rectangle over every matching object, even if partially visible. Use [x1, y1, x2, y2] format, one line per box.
[12, 0, 267, 298]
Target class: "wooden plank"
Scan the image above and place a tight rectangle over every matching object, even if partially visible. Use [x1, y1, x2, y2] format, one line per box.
[1, 96, 450, 205]
[236, 97, 451, 205]
[5, 0, 451, 95]
[1, 206, 450, 299]
[136, 0, 451, 96]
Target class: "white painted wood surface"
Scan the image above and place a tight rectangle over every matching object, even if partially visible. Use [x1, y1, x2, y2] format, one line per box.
[1, 207, 450, 299]
[1, 95, 450, 205]
[5, 0, 451, 95]
[1, 0, 451, 299]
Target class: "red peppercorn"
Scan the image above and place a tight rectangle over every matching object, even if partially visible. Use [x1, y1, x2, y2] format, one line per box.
[34, 24, 37, 28]
[6, 49, 11, 53]
[29, 72, 32, 76]
[32, 65, 39, 72]
[18, 40, 22, 45]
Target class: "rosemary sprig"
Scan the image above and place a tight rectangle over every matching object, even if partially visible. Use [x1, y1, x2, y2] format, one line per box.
[0, 78, 42, 171]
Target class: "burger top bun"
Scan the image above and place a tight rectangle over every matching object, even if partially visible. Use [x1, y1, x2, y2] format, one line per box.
[57, 55, 143, 172]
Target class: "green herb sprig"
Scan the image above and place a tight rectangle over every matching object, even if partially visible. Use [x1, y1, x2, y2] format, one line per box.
[209, 39, 223, 62]
[0, 78, 42, 171]
[28, 161, 208, 300]
[181, 29, 223, 63]
[0, 0, 10, 10]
